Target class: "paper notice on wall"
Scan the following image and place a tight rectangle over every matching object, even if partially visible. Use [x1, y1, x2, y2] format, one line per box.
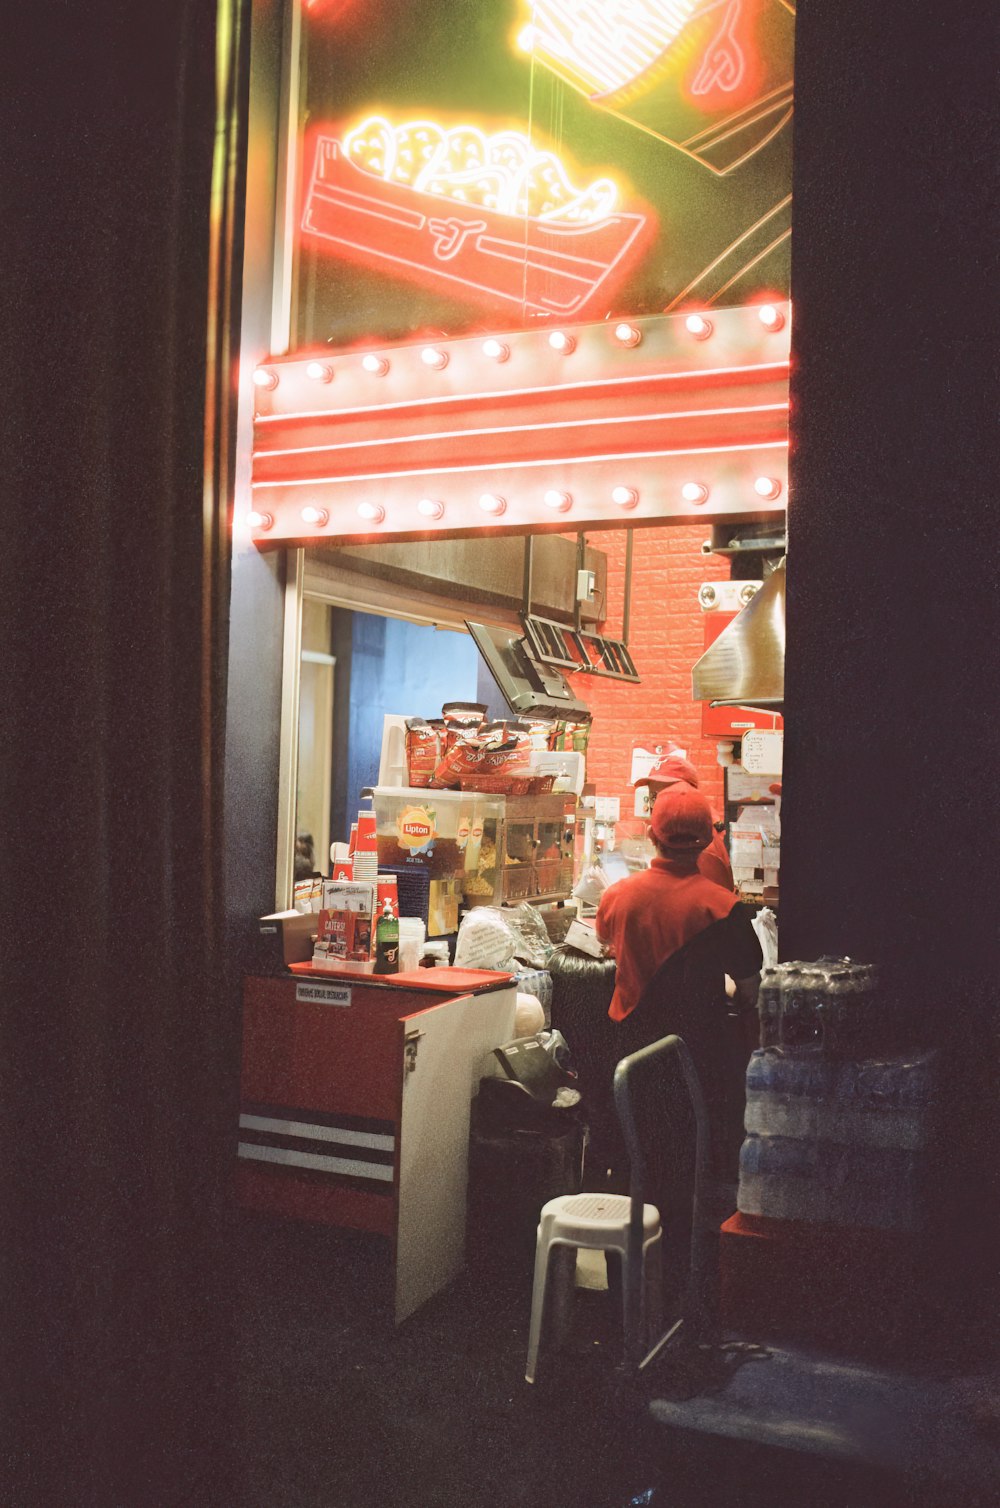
[629, 744, 686, 784]
[595, 796, 620, 822]
[726, 767, 774, 803]
[740, 730, 783, 777]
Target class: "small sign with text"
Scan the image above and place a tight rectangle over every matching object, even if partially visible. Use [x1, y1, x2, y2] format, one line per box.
[296, 981, 352, 1008]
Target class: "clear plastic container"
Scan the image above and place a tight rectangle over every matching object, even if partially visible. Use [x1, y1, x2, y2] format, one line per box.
[372, 786, 504, 900]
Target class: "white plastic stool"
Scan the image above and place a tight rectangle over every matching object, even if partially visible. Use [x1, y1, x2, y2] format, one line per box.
[524, 1192, 662, 1383]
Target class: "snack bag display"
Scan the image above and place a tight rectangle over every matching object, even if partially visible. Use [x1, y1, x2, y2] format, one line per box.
[405, 717, 441, 788]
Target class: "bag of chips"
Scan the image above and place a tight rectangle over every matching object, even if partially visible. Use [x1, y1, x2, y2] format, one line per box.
[405, 717, 441, 788]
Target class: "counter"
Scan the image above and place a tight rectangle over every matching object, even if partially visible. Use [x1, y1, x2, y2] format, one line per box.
[237, 966, 517, 1321]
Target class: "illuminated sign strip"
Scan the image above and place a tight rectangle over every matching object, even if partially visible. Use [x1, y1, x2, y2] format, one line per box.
[254, 403, 788, 463]
[253, 361, 790, 426]
[253, 439, 787, 491]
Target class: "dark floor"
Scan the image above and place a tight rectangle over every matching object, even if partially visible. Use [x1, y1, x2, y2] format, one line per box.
[229, 1212, 997, 1508]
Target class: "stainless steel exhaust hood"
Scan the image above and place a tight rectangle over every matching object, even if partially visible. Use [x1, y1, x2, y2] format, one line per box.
[691, 558, 785, 709]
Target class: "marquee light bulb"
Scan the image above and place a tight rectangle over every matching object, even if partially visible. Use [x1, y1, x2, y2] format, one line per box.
[305, 360, 333, 383]
[478, 493, 506, 516]
[421, 346, 448, 370]
[417, 497, 444, 519]
[758, 304, 784, 331]
[543, 489, 572, 512]
[612, 486, 638, 509]
[247, 510, 273, 530]
[754, 475, 782, 499]
[252, 367, 278, 390]
[684, 314, 713, 340]
[362, 353, 389, 376]
[482, 338, 509, 362]
[614, 322, 641, 347]
[357, 502, 385, 523]
[300, 505, 329, 526]
[548, 331, 576, 354]
[682, 482, 710, 505]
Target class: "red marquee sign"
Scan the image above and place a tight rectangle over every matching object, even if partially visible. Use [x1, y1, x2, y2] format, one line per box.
[246, 301, 790, 547]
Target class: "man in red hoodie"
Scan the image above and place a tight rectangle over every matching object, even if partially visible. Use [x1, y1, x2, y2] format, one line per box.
[633, 753, 734, 890]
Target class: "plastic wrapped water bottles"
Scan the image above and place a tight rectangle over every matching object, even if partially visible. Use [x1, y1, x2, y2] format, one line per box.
[738, 1046, 940, 1230]
[741, 954, 937, 1232]
[756, 957, 889, 1058]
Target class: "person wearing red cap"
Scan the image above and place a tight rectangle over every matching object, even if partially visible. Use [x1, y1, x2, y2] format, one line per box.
[594, 784, 762, 1248]
[598, 784, 760, 1032]
[633, 753, 734, 890]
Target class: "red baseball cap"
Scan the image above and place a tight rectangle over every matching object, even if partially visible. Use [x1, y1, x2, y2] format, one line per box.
[634, 753, 700, 791]
[650, 784, 713, 855]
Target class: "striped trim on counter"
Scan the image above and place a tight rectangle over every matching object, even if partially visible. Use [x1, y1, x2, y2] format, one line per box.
[237, 1102, 396, 1189]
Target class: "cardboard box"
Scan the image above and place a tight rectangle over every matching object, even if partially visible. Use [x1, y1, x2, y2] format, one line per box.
[256, 910, 317, 970]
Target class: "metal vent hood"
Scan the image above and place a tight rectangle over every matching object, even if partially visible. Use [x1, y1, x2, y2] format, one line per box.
[691, 557, 785, 709]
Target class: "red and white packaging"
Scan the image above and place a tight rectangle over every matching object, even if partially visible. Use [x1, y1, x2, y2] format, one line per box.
[376, 873, 399, 920]
[314, 879, 377, 971]
[353, 812, 378, 882]
[404, 718, 441, 788]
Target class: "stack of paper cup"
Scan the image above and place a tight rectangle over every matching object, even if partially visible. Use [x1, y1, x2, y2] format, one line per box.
[353, 812, 378, 882]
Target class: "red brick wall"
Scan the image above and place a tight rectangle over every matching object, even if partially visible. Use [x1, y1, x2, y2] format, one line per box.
[568, 525, 730, 818]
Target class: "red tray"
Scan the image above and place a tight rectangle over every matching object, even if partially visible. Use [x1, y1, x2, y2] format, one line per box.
[288, 962, 514, 993]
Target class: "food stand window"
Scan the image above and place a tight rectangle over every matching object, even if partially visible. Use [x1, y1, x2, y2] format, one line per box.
[255, 0, 795, 905]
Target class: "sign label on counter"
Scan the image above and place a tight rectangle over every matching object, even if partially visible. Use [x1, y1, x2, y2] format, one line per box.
[296, 981, 352, 1008]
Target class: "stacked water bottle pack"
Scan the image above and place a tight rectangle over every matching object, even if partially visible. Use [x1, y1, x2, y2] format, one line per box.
[737, 958, 939, 1232]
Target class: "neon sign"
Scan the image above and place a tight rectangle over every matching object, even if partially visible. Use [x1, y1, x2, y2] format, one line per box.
[691, 0, 749, 97]
[515, 0, 793, 177]
[301, 116, 653, 317]
[342, 116, 620, 224]
[516, 0, 700, 105]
